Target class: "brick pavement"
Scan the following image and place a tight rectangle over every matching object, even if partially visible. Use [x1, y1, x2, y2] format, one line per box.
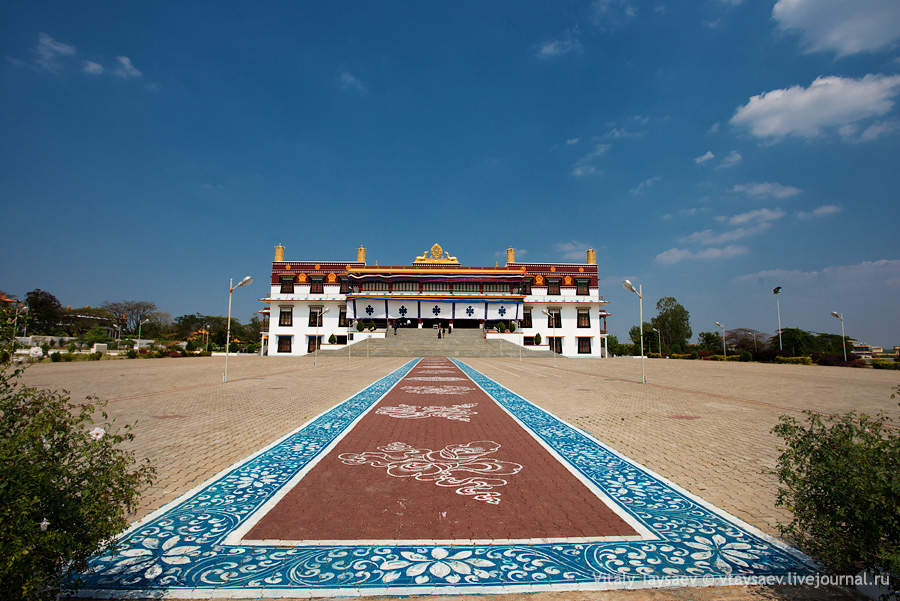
[24, 355, 893, 601]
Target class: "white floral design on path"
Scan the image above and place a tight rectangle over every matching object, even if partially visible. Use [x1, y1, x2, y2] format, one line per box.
[406, 376, 467, 382]
[400, 385, 475, 395]
[376, 403, 478, 422]
[338, 440, 522, 504]
[381, 548, 495, 584]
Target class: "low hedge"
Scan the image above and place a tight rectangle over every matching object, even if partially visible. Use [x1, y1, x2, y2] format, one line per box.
[776, 356, 814, 365]
[671, 353, 697, 360]
[872, 359, 900, 370]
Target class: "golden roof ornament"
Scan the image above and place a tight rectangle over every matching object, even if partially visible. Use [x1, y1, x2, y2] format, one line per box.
[414, 243, 459, 264]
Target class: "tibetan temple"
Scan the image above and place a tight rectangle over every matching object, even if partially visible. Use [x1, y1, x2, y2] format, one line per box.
[260, 243, 610, 357]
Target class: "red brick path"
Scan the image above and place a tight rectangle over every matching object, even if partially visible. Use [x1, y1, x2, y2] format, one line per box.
[246, 358, 636, 543]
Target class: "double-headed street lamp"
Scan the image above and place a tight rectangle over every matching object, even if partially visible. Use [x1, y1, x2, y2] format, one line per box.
[224, 275, 254, 383]
[650, 327, 661, 357]
[830, 311, 847, 362]
[622, 279, 645, 384]
[136, 318, 150, 351]
[773, 286, 783, 351]
[714, 321, 726, 357]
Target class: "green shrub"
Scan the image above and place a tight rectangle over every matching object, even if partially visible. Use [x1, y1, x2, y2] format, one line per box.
[872, 359, 900, 370]
[771, 403, 898, 596]
[0, 364, 156, 600]
[739, 350, 752, 362]
[498, 322, 507, 333]
[648, 352, 661, 358]
[708, 354, 726, 361]
[62, 353, 74, 362]
[328, 333, 337, 344]
[40, 343, 50, 355]
[367, 320, 375, 331]
[671, 353, 694, 359]
[49, 352, 61, 363]
[508, 321, 516, 332]
[356, 321, 365, 332]
[775, 356, 813, 365]
[88, 351, 102, 361]
[125, 349, 137, 359]
[67, 343, 76, 353]
[534, 333, 542, 346]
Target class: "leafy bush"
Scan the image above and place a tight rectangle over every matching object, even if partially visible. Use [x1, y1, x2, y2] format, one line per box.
[125, 349, 137, 359]
[355, 321, 364, 332]
[67, 343, 76, 353]
[40, 343, 50, 355]
[62, 353, 74, 362]
[498, 322, 507, 333]
[739, 350, 752, 362]
[775, 356, 814, 365]
[872, 359, 900, 370]
[671, 353, 695, 359]
[328, 333, 336, 344]
[648, 352, 661, 358]
[534, 333, 542, 346]
[0, 365, 156, 600]
[771, 405, 898, 596]
[49, 352, 61, 363]
[508, 322, 516, 332]
[366, 320, 375, 331]
[88, 351, 102, 361]
[708, 354, 726, 361]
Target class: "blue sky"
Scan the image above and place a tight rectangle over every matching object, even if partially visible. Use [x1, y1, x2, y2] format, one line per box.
[2, 1, 899, 346]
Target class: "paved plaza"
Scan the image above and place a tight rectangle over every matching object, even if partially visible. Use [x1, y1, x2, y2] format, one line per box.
[22, 356, 898, 600]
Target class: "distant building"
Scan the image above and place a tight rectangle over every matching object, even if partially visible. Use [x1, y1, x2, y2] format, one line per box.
[261, 243, 611, 357]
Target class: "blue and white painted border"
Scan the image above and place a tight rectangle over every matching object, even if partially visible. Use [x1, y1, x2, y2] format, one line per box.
[73, 358, 816, 598]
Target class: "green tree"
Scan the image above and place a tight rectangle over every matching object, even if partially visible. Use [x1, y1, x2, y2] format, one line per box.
[25, 289, 64, 335]
[628, 322, 653, 351]
[774, 328, 816, 356]
[698, 331, 723, 352]
[649, 297, 692, 354]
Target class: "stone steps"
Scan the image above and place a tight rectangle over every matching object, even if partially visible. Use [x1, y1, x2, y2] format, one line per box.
[318, 328, 557, 358]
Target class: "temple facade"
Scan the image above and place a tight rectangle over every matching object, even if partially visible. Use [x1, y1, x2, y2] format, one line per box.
[260, 243, 611, 357]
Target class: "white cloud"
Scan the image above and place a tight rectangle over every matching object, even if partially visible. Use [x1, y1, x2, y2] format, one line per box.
[113, 56, 142, 79]
[730, 74, 900, 142]
[728, 207, 786, 226]
[708, 122, 720, 134]
[34, 33, 75, 72]
[605, 127, 642, 139]
[732, 182, 802, 199]
[555, 240, 592, 261]
[681, 208, 784, 246]
[655, 245, 748, 264]
[537, 31, 581, 58]
[718, 0, 743, 5]
[566, 137, 581, 145]
[717, 150, 742, 168]
[339, 71, 366, 93]
[773, 0, 900, 57]
[859, 119, 900, 142]
[735, 259, 900, 289]
[797, 204, 841, 219]
[83, 60, 103, 75]
[630, 176, 660, 195]
[592, 0, 637, 29]
[694, 150, 715, 164]
[571, 143, 609, 176]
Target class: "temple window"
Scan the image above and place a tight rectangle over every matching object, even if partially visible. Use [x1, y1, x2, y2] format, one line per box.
[310, 279, 324, 294]
[277, 336, 292, 353]
[547, 308, 562, 328]
[577, 337, 592, 354]
[338, 305, 347, 327]
[576, 279, 589, 295]
[280, 276, 294, 294]
[577, 308, 591, 328]
[548, 279, 561, 295]
[308, 306, 323, 327]
[278, 306, 293, 327]
[522, 307, 533, 328]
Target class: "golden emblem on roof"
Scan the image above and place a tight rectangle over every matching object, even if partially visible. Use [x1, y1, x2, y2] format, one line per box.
[414, 243, 459, 264]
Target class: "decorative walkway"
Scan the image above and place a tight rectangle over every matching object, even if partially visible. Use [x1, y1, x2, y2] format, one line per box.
[75, 358, 815, 598]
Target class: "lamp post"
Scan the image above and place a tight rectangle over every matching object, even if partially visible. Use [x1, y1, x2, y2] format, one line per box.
[137, 318, 150, 352]
[204, 323, 209, 352]
[651, 327, 661, 357]
[830, 311, 847, 362]
[314, 306, 329, 367]
[542, 308, 557, 362]
[224, 275, 254, 383]
[622, 280, 645, 384]
[773, 286, 783, 351]
[714, 321, 726, 357]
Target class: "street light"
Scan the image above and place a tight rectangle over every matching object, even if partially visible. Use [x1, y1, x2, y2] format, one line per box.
[650, 327, 661, 357]
[714, 321, 726, 357]
[224, 275, 254, 383]
[542, 308, 558, 362]
[622, 279, 645, 384]
[136, 318, 150, 352]
[313, 306, 329, 367]
[830, 311, 847, 362]
[773, 286, 783, 351]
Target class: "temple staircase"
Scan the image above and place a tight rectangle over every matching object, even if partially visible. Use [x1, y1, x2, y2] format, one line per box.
[317, 327, 556, 358]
